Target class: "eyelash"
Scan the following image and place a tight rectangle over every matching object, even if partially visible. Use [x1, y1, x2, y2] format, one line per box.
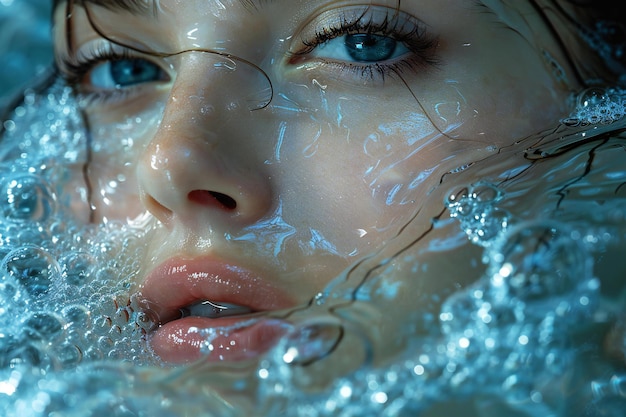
[292, 8, 440, 81]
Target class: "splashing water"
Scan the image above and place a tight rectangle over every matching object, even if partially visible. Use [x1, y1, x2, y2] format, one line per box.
[0, 29, 625, 417]
[0, 79, 626, 416]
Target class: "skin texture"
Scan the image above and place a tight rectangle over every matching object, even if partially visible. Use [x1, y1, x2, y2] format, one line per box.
[52, 0, 581, 364]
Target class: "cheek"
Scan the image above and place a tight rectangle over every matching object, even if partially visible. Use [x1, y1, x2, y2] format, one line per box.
[465, 72, 570, 142]
[438, 40, 571, 142]
[274, 101, 456, 255]
[272, 67, 546, 260]
[84, 104, 164, 221]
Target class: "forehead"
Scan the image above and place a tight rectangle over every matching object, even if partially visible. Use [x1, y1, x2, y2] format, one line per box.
[68, 0, 546, 30]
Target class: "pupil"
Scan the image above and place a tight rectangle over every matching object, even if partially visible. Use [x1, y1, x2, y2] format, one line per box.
[344, 34, 397, 62]
[110, 59, 160, 87]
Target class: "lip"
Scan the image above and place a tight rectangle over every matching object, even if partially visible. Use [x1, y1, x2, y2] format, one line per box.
[138, 256, 295, 364]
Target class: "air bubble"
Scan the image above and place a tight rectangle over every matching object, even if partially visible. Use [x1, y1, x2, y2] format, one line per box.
[16, 225, 51, 246]
[55, 343, 83, 367]
[0, 274, 25, 306]
[9, 343, 46, 368]
[95, 266, 120, 284]
[2, 246, 61, 297]
[445, 182, 509, 247]
[0, 174, 57, 223]
[577, 88, 608, 108]
[3, 120, 16, 132]
[473, 183, 501, 204]
[439, 291, 480, 335]
[23, 312, 65, 342]
[83, 346, 104, 361]
[489, 223, 590, 302]
[445, 186, 470, 205]
[566, 87, 626, 125]
[98, 336, 114, 351]
[60, 252, 96, 286]
[62, 304, 92, 328]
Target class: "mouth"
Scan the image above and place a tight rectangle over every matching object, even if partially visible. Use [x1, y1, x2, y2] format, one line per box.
[179, 299, 255, 318]
[138, 256, 295, 364]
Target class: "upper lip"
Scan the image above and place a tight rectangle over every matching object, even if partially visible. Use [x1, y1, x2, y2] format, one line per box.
[137, 255, 296, 326]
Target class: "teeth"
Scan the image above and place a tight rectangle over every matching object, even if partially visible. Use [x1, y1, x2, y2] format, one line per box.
[180, 300, 253, 319]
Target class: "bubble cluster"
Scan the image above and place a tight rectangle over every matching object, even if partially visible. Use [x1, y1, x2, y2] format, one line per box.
[0, 79, 161, 416]
[0, 226, 157, 368]
[562, 87, 626, 126]
[0, 174, 57, 222]
[445, 182, 509, 247]
[249, 217, 607, 417]
[581, 20, 626, 81]
[0, 90, 621, 416]
[0, 221, 159, 415]
[441, 221, 600, 382]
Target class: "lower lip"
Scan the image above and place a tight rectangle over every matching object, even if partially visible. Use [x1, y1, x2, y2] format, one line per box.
[149, 316, 290, 364]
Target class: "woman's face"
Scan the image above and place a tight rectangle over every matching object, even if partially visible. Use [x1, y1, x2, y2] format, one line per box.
[53, 0, 576, 363]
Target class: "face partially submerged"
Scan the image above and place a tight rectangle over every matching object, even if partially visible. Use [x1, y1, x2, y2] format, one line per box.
[53, 0, 578, 363]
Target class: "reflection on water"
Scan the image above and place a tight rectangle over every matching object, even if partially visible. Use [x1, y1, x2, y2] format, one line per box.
[0, 73, 624, 416]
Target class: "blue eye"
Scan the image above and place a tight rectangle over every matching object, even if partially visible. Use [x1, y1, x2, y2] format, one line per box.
[344, 34, 397, 62]
[288, 6, 440, 83]
[311, 33, 409, 64]
[88, 58, 166, 89]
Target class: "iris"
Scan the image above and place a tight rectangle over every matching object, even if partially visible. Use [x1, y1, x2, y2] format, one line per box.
[108, 59, 163, 87]
[344, 34, 397, 62]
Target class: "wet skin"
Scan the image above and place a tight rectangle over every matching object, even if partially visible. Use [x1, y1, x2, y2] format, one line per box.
[53, 0, 579, 363]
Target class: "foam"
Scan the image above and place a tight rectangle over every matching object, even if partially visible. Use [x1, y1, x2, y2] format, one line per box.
[0, 69, 625, 417]
[563, 87, 626, 126]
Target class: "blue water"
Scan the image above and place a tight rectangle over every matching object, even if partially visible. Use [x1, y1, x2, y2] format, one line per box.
[0, 1, 625, 417]
[0, 0, 52, 110]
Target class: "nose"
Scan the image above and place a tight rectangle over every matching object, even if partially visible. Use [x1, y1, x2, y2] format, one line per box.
[137, 52, 274, 229]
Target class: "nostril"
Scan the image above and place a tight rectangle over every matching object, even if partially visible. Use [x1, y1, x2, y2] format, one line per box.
[188, 190, 237, 210]
[211, 191, 237, 210]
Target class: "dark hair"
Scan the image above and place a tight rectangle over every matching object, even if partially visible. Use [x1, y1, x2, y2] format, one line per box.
[545, 0, 626, 87]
